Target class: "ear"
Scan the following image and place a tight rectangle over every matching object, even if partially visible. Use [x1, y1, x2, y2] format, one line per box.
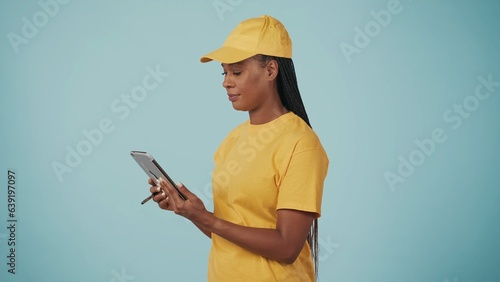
[266, 59, 279, 82]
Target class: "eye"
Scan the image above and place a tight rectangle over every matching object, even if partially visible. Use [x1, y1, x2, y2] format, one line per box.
[221, 71, 227, 76]
[232, 71, 242, 76]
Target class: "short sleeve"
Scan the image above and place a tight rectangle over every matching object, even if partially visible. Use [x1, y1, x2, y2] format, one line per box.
[276, 140, 329, 217]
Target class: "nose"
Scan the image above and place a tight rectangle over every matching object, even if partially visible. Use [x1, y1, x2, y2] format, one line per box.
[222, 74, 234, 89]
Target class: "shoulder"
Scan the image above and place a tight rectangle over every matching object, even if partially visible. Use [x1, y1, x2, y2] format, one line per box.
[281, 113, 328, 159]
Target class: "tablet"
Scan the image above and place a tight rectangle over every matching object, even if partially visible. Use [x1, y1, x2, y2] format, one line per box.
[130, 151, 187, 204]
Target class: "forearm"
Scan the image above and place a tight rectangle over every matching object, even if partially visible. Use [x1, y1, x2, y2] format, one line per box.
[157, 180, 311, 262]
[193, 213, 212, 238]
[198, 214, 299, 264]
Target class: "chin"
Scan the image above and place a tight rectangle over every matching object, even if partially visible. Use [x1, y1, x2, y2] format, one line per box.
[231, 102, 249, 111]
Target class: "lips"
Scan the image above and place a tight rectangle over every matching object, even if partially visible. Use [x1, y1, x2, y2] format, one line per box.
[228, 94, 240, 102]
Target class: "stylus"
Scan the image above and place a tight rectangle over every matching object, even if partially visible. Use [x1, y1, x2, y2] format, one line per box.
[141, 192, 159, 205]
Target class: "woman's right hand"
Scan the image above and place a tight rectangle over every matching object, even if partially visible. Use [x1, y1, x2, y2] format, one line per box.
[148, 178, 173, 211]
[148, 178, 212, 238]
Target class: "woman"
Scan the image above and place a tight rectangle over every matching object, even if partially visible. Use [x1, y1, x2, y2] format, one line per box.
[149, 15, 329, 281]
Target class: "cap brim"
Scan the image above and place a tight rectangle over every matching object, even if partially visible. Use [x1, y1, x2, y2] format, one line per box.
[200, 46, 256, 64]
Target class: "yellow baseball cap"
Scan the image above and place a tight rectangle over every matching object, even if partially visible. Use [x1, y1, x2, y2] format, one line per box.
[200, 15, 292, 64]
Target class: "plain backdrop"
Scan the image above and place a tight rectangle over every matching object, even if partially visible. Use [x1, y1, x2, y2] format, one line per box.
[1, 0, 499, 281]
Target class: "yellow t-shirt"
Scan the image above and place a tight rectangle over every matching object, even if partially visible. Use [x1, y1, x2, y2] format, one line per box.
[208, 112, 329, 282]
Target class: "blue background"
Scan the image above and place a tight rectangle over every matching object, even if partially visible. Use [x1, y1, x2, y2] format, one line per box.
[1, 0, 499, 281]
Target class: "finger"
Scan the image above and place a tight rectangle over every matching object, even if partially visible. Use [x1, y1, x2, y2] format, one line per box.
[148, 178, 155, 185]
[153, 191, 166, 203]
[159, 178, 184, 204]
[158, 198, 170, 210]
[173, 182, 194, 199]
[158, 177, 174, 196]
[149, 184, 161, 194]
[167, 180, 193, 201]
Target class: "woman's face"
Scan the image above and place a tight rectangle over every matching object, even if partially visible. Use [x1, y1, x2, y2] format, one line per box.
[221, 57, 276, 112]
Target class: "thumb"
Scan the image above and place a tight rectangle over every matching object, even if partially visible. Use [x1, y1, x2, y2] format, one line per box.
[175, 182, 196, 200]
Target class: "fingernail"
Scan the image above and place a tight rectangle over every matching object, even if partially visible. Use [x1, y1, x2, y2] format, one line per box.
[156, 186, 161, 192]
[161, 191, 166, 197]
[176, 182, 183, 187]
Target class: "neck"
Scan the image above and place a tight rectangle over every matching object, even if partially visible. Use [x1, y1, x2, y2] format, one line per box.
[248, 90, 289, 125]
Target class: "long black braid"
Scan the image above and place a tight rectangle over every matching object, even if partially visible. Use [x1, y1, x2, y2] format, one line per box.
[256, 54, 319, 280]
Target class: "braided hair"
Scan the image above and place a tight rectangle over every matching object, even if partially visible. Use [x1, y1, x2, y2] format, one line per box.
[256, 54, 319, 279]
